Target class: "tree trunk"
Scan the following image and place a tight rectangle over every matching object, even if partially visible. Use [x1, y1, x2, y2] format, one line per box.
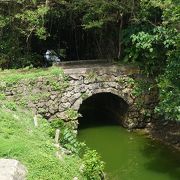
[117, 15, 123, 59]
[74, 28, 79, 60]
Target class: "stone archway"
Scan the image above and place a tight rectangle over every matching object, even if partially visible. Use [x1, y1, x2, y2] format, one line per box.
[78, 92, 129, 129]
[66, 86, 137, 129]
[2, 64, 158, 129]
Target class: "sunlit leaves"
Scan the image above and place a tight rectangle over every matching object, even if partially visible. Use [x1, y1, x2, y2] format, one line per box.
[15, 5, 49, 39]
[0, 15, 9, 28]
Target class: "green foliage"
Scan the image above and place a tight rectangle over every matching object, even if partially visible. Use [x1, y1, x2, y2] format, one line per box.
[0, 101, 84, 180]
[132, 78, 153, 97]
[82, 150, 105, 180]
[118, 76, 135, 86]
[0, 66, 64, 85]
[123, 0, 180, 121]
[61, 127, 86, 154]
[49, 119, 85, 154]
[0, 1, 50, 68]
[81, 92, 89, 100]
[128, 26, 178, 76]
[66, 109, 81, 120]
[155, 50, 180, 121]
[73, 0, 134, 30]
[3, 101, 17, 111]
[0, 0, 140, 67]
[15, 5, 49, 40]
[29, 92, 50, 102]
[86, 71, 98, 81]
[49, 119, 66, 138]
[49, 78, 69, 91]
[0, 93, 6, 100]
[0, 15, 9, 28]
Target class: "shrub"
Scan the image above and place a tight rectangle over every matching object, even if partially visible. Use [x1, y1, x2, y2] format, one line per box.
[82, 150, 105, 180]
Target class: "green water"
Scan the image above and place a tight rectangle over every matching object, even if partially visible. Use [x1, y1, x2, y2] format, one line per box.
[78, 125, 180, 180]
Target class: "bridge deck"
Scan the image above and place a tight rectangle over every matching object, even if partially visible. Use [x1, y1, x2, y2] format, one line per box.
[56, 60, 113, 68]
[55, 60, 139, 75]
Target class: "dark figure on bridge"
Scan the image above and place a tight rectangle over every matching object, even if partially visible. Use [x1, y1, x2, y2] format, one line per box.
[44, 50, 61, 67]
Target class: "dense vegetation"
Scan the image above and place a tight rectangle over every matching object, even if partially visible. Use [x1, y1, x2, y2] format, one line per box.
[0, 0, 179, 121]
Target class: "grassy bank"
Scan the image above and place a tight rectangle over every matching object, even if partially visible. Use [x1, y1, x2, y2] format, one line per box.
[0, 66, 105, 180]
[0, 66, 64, 84]
[0, 99, 84, 180]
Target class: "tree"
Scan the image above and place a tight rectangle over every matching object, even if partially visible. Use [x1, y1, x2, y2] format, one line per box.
[124, 0, 180, 121]
[0, 0, 49, 68]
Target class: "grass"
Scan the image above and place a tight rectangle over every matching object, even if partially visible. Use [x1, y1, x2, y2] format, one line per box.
[0, 100, 84, 180]
[0, 66, 64, 85]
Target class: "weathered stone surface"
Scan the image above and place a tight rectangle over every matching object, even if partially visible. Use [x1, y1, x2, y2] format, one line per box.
[61, 102, 71, 109]
[71, 98, 83, 110]
[0, 159, 27, 180]
[2, 64, 158, 129]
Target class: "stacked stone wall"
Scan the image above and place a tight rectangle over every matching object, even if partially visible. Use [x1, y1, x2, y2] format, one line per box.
[1, 65, 158, 129]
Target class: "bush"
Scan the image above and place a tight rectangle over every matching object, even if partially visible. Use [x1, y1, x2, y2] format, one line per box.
[155, 50, 180, 121]
[82, 150, 105, 180]
[49, 119, 86, 154]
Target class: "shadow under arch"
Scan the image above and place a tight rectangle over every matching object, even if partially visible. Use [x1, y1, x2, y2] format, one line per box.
[78, 92, 129, 129]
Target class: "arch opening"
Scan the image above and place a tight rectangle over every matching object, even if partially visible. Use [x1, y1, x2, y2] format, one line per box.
[78, 92, 129, 129]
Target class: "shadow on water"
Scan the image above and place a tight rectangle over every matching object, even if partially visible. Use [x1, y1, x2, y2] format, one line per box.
[78, 108, 120, 129]
[141, 140, 180, 180]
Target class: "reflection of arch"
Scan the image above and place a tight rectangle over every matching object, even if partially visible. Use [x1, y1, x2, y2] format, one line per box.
[78, 92, 129, 128]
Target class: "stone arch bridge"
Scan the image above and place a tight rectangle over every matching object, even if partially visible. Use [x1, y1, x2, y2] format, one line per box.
[3, 63, 158, 129]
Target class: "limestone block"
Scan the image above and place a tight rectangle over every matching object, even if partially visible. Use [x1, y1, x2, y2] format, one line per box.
[122, 87, 130, 94]
[58, 105, 65, 112]
[56, 111, 68, 120]
[91, 83, 100, 89]
[5, 91, 13, 96]
[38, 107, 47, 113]
[73, 87, 81, 93]
[37, 102, 46, 108]
[0, 159, 27, 180]
[71, 98, 83, 110]
[108, 82, 118, 89]
[69, 74, 81, 80]
[50, 95, 57, 100]
[61, 102, 71, 109]
[126, 96, 134, 104]
[66, 86, 74, 91]
[65, 91, 72, 98]
[69, 80, 75, 85]
[28, 102, 36, 108]
[79, 87, 86, 93]
[48, 100, 54, 105]
[71, 93, 81, 101]
[60, 96, 67, 103]
[84, 77, 97, 84]
[37, 77, 43, 82]
[48, 107, 55, 114]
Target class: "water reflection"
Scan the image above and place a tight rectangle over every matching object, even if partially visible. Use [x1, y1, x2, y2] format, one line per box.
[78, 125, 180, 180]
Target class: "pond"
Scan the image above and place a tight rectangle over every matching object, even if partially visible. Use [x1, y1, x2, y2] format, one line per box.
[78, 125, 180, 180]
